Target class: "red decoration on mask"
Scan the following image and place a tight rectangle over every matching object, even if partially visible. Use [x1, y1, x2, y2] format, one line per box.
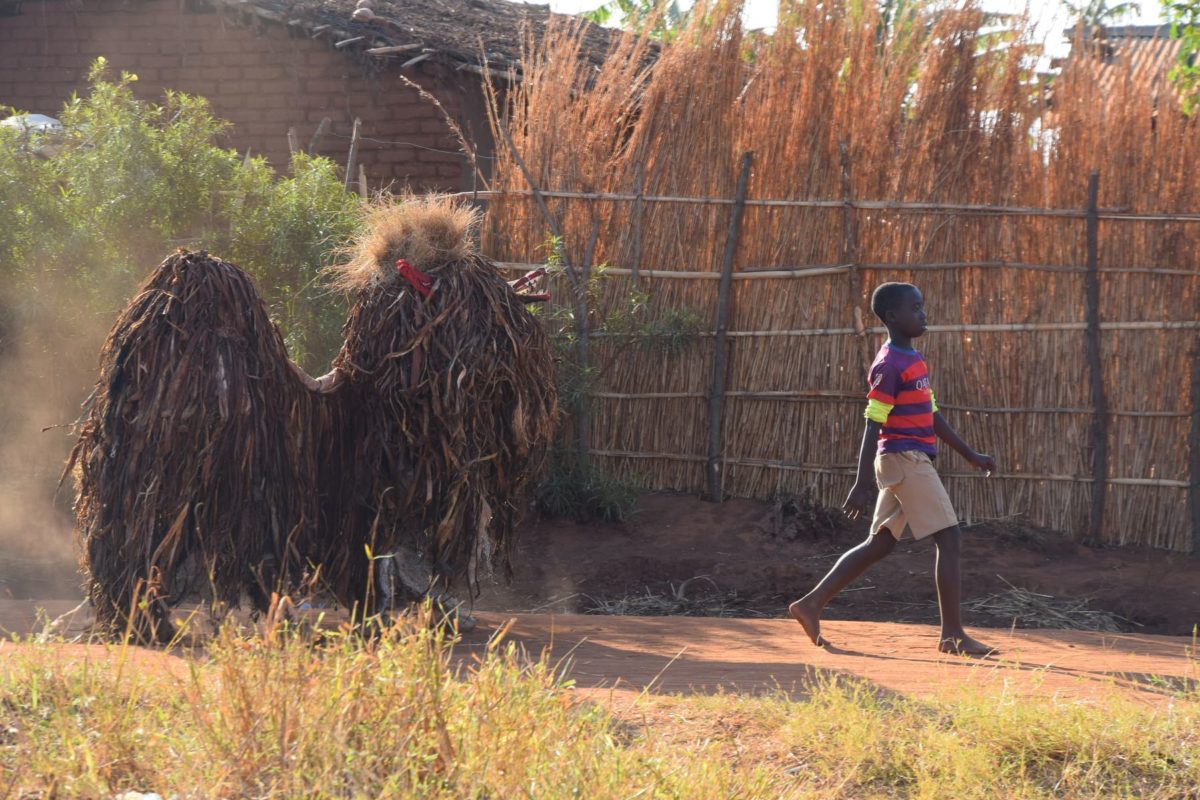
[395, 258, 434, 298]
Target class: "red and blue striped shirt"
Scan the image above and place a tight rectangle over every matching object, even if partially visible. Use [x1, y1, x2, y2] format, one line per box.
[864, 342, 938, 457]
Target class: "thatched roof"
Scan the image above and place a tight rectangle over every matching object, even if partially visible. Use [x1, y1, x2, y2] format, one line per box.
[213, 0, 627, 77]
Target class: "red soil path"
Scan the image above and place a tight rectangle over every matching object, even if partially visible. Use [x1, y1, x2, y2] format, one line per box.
[2, 601, 1195, 707]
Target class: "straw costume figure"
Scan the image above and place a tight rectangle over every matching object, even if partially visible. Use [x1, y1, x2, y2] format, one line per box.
[68, 197, 557, 642]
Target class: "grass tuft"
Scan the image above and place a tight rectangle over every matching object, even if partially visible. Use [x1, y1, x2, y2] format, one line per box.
[1, 616, 1197, 798]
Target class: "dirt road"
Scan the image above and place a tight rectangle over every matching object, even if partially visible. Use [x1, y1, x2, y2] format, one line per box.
[460, 613, 1197, 705]
[2, 600, 1194, 706]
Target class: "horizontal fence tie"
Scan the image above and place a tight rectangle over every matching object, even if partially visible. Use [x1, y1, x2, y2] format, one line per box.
[586, 450, 1188, 487]
[590, 393, 1190, 417]
[569, 321, 1198, 338]
[463, 190, 1200, 223]
[454, 190, 1140, 219]
[495, 262, 1200, 279]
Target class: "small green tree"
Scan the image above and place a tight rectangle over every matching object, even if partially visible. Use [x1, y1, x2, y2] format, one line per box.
[533, 234, 703, 522]
[224, 153, 361, 370]
[1060, 0, 1141, 27]
[584, 0, 688, 41]
[0, 58, 361, 367]
[1165, 1, 1200, 113]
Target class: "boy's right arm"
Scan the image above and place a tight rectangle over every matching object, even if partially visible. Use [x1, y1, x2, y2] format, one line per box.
[843, 419, 881, 519]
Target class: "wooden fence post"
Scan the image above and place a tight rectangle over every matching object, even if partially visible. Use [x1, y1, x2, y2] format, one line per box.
[1084, 169, 1108, 543]
[343, 118, 361, 193]
[631, 163, 645, 287]
[494, 122, 595, 473]
[706, 151, 754, 502]
[839, 141, 869, 370]
[308, 117, 331, 153]
[1190, 340, 1200, 553]
[575, 217, 602, 474]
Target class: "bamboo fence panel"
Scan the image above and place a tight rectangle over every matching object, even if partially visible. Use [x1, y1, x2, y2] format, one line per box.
[480, 0, 1200, 551]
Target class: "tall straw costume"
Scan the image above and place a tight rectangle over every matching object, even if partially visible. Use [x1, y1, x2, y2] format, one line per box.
[68, 197, 558, 642]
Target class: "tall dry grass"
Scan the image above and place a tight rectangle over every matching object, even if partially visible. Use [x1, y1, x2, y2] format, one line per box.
[483, 0, 1200, 550]
[2, 617, 1197, 797]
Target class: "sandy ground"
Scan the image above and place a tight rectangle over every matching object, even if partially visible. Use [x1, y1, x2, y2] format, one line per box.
[9, 494, 1200, 637]
[3, 600, 1195, 708]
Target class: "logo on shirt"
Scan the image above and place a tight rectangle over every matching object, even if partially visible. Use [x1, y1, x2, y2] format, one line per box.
[914, 376, 931, 392]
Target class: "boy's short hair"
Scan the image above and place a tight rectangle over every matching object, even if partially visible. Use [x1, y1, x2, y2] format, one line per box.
[870, 282, 918, 323]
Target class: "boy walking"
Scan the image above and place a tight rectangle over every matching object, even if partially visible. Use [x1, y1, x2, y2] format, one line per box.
[789, 282, 996, 655]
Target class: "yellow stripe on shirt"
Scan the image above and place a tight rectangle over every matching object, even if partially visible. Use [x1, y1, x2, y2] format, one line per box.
[865, 391, 937, 422]
[864, 398, 893, 423]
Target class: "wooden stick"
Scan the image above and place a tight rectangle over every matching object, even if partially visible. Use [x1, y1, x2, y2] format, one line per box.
[1190, 340, 1200, 553]
[493, 124, 582, 295]
[1098, 211, 1200, 223]
[1085, 170, 1108, 543]
[453, 188, 1148, 218]
[308, 117, 331, 153]
[839, 141, 857, 267]
[714, 321, 1200, 336]
[840, 140, 871, 376]
[585, 450, 1190, 487]
[456, 62, 520, 82]
[334, 36, 366, 49]
[357, 164, 368, 200]
[575, 216, 602, 474]
[366, 43, 423, 55]
[575, 321, 1200, 338]
[493, 261, 1198, 279]
[706, 152, 753, 502]
[631, 163, 645, 286]
[286, 127, 298, 155]
[590, 391, 1190, 417]
[401, 52, 433, 69]
[473, 186, 1200, 225]
[343, 117, 361, 193]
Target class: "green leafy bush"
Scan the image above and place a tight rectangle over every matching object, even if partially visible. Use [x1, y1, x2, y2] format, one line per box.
[0, 58, 361, 367]
[532, 236, 702, 523]
[537, 448, 642, 523]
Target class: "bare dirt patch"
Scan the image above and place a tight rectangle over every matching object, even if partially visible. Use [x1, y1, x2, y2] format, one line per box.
[1, 606, 1195, 708]
[5, 492, 1198, 639]
[480, 492, 1200, 636]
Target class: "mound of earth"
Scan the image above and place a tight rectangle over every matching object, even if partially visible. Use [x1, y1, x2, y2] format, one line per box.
[480, 492, 1200, 636]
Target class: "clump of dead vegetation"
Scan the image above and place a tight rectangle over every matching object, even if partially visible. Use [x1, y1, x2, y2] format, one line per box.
[70, 197, 558, 641]
[584, 576, 766, 617]
[967, 577, 1141, 633]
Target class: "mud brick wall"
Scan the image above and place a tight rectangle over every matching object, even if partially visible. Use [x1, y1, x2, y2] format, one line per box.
[0, 0, 491, 190]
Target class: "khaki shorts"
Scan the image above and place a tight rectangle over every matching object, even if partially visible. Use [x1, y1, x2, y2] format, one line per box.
[871, 450, 958, 541]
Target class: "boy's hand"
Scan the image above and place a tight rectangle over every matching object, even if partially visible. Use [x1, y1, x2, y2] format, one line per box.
[968, 452, 997, 474]
[842, 483, 872, 519]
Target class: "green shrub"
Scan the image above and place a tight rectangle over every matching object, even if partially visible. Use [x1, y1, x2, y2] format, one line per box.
[536, 447, 641, 523]
[224, 152, 361, 369]
[0, 58, 361, 367]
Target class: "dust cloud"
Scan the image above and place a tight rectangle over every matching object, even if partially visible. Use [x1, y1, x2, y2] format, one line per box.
[0, 285, 114, 600]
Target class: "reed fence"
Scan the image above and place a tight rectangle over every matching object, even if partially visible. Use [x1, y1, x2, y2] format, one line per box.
[477, 0, 1200, 551]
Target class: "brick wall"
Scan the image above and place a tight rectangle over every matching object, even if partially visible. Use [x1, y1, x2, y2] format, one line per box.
[0, 0, 492, 191]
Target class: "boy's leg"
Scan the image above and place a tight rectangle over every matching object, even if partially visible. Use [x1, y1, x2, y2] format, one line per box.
[789, 530, 896, 645]
[931, 525, 994, 655]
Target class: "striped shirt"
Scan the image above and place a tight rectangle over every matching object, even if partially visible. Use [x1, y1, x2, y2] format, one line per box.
[863, 342, 939, 456]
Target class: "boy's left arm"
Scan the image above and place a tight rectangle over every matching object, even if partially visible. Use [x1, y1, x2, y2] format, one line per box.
[932, 412, 996, 473]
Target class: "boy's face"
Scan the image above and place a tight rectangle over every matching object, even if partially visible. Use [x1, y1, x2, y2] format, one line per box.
[887, 287, 927, 338]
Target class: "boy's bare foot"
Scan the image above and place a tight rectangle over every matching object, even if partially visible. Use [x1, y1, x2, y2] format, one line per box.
[788, 599, 828, 647]
[938, 633, 995, 657]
